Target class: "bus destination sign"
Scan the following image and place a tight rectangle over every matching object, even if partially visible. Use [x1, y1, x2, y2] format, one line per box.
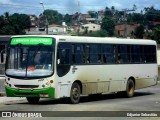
[11, 37, 52, 45]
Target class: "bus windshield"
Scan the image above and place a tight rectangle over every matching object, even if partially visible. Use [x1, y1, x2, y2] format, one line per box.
[6, 38, 55, 78]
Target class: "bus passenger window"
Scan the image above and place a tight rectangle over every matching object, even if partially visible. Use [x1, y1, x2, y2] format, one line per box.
[90, 44, 102, 64]
[144, 45, 156, 63]
[58, 49, 70, 64]
[117, 45, 129, 64]
[57, 43, 71, 77]
[73, 44, 83, 64]
[83, 45, 90, 64]
[102, 45, 116, 64]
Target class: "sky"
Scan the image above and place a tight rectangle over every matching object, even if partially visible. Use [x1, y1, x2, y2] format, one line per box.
[0, 0, 160, 16]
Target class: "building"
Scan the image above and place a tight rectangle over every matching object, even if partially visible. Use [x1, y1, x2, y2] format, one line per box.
[115, 23, 140, 37]
[145, 21, 160, 31]
[80, 23, 101, 33]
[85, 18, 100, 24]
[29, 15, 38, 27]
[48, 24, 67, 35]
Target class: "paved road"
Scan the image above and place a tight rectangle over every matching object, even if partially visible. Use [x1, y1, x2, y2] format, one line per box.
[0, 83, 160, 119]
[0, 76, 5, 96]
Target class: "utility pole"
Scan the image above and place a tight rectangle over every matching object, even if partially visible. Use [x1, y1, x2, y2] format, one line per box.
[77, 0, 80, 35]
[123, 5, 137, 37]
[40, 1, 48, 34]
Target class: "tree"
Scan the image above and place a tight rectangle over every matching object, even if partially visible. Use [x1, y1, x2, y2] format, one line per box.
[0, 12, 30, 35]
[101, 16, 115, 36]
[10, 13, 31, 29]
[43, 9, 63, 25]
[64, 14, 72, 25]
[134, 25, 144, 38]
[127, 13, 145, 24]
[88, 30, 109, 37]
[105, 7, 112, 17]
[152, 27, 160, 43]
[88, 11, 98, 18]
[144, 6, 160, 22]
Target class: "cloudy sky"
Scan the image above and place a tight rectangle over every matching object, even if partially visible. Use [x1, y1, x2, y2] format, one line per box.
[0, 0, 160, 15]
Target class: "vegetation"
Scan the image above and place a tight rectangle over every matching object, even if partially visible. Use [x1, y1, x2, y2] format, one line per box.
[43, 9, 63, 25]
[101, 16, 115, 37]
[0, 12, 30, 35]
[152, 27, 160, 44]
[1, 5, 160, 43]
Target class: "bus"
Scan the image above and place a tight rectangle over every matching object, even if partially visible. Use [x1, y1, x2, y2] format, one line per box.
[5, 35, 158, 104]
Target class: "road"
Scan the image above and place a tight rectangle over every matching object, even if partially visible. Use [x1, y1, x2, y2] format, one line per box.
[0, 83, 160, 120]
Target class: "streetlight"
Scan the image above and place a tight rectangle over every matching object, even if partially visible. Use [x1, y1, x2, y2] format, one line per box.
[40, 1, 48, 34]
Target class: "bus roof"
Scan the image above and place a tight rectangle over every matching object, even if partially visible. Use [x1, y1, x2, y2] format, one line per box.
[11, 35, 157, 45]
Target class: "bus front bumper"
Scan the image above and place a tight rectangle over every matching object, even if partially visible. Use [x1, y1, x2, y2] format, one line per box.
[5, 86, 55, 98]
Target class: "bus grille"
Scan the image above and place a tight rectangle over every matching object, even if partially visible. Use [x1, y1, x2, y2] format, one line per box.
[14, 92, 39, 97]
[14, 85, 39, 88]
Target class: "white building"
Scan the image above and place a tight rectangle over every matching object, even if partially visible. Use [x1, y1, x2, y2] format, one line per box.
[48, 24, 67, 35]
[80, 23, 101, 33]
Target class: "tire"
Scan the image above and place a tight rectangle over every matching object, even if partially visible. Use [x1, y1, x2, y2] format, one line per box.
[26, 97, 40, 104]
[126, 79, 135, 98]
[70, 83, 81, 104]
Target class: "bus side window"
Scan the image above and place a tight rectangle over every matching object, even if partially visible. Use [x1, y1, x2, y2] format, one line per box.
[73, 44, 84, 64]
[81, 44, 90, 64]
[144, 45, 156, 63]
[58, 48, 70, 65]
[102, 44, 116, 64]
[117, 45, 129, 64]
[90, 44, 97, 64]
[57, 43, 71, 77]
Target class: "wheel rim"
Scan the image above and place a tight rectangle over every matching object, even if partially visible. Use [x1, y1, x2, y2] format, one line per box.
[72, 87, 79, 100]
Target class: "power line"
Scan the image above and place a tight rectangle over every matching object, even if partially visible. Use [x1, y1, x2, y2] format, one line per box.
[0, 3, 105, 11]
[0, 3, 79, 11]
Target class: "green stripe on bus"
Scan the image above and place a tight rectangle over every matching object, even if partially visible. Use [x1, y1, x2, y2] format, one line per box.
[5, 86, 55, 98]
[11, 37, 52, 45]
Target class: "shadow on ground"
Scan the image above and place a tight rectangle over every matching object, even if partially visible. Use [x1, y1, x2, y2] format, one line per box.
[15, 91, 154, 105]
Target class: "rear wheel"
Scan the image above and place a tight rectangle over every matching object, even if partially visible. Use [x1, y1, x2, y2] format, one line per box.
[126, 79, 135, 97]
[70, 83, 81, 104]
[26, 97, 40, 104]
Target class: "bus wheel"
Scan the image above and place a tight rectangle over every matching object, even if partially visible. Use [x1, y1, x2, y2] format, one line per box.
[26, 97, 40, 104]
[126, 79, 135, 98]
[70, 83, 81, 104]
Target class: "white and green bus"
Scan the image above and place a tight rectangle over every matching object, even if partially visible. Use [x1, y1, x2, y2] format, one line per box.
[5, 35, 158, 104]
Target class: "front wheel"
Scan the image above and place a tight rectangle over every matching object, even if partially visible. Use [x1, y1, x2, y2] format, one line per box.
[126, 79, 135, 98]
[26, 97, 40, 104]
[70, 83, 81, 104]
